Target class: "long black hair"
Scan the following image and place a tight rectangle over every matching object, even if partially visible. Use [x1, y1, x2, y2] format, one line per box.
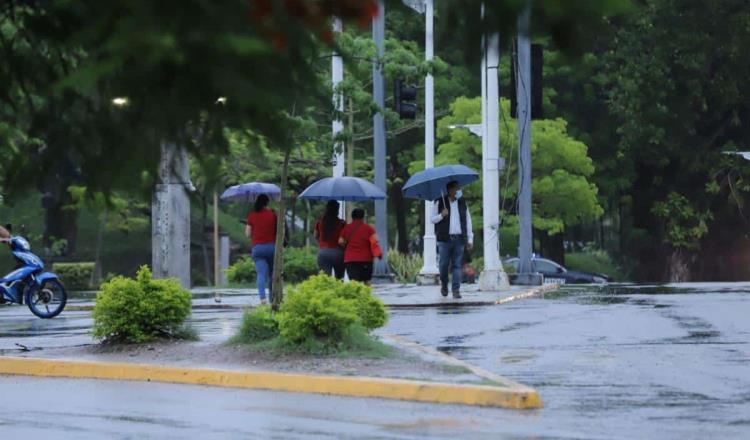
[321, 200, 340, 241]
[254, 194, 270, 213]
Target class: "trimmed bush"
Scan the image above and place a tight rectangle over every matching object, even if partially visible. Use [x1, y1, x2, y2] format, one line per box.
[53, 262, 95, 291]
[226, 257, 256, 284]
[92, 266, 192, 343]
[276, 274, 387, 345]
[388, 250, 423, 284]
[282, 247, 318, 283]
[235, 305, 279, 343]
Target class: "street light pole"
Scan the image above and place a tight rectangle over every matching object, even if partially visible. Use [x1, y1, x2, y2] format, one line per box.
[372, 0, 390, 278]
[417, 0, 439, 284]
[478, 3, 509, 291]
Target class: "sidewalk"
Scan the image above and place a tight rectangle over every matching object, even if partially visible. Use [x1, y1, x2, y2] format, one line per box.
[65, 283, 557, 311]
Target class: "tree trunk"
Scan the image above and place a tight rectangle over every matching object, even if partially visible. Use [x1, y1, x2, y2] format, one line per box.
[200, 195, 211, 286]
[271, 149, 291, 311]
[91, 209, 107, 286]
[389, 183, 409, 254]
[667, 248, 690, 282]
[290, 197, 297, 244]
[304, 200, 311, 248]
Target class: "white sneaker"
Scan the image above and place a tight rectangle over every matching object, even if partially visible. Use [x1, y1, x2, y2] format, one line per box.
[260, 298, 268, 305]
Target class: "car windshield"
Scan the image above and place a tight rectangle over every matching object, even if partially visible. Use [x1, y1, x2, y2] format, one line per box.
[533, 259, 563, 273]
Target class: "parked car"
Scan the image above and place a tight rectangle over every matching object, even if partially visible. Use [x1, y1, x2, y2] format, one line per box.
[504, 256, 612, 284]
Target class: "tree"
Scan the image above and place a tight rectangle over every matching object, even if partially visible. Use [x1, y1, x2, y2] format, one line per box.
[424, 96, 602, 262]
[606, 0, 750, 280]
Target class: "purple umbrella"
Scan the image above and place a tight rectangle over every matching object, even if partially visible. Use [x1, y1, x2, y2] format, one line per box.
[220, 182, 281, 203]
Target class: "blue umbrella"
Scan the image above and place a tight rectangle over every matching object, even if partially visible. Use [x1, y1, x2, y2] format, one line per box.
[402, 164, 479, 201]
[220, 182, 281, 203]
[299, 176, 386, 201]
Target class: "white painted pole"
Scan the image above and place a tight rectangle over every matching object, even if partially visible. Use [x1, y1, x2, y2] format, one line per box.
[332, 17, 345, 218]
[418, 0, 439, 283]
[478, 6, 509, 290]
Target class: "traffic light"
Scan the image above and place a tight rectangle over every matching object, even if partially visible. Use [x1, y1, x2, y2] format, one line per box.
[510, 43, 543, 120]
[394, 78, 417, 119]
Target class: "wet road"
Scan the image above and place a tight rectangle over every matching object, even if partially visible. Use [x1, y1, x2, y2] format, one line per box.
[0, 376, 511, 439]
[383, 283, 750, 439]
[1, 283, 749, 438]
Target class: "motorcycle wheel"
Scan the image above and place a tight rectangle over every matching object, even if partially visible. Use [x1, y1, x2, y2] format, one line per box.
[26, 279, 67, 319]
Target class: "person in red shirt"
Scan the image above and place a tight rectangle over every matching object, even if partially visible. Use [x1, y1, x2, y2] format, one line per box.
[245, 194, 277, 304]
[314, 200, 346, 279]
[339, 208, 382, 283]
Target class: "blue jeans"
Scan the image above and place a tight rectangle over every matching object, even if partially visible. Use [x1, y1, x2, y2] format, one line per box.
[438, 238, 465, 292]
[252, 243, 275, 301]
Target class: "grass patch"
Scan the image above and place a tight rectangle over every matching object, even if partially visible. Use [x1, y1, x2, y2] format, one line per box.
[230, 324, 392, 359]
[440, 364, 473, 375]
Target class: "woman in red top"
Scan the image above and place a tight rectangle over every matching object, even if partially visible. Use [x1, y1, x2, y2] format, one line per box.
[314, 200, 346, 279]
[339, 208, 382, 283]
[245, 194, 277, 304]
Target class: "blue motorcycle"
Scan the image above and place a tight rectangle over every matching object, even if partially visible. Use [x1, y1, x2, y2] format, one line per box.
[0, 236, 67, 318]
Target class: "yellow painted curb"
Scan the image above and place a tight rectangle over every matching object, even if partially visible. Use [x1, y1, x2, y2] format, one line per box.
[0, 356, 542, 409]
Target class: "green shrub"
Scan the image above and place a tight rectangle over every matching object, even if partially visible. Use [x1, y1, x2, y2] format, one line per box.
[388, 250, 423, 284]
[226, 257, 256, 284]
[566, 250, 625, 281]
[92, 266, 192, 343]
[276, 274, 388, 345]
[331, 279, 388, 330]
[54, 262, 95, 291]
[234, 305, 279, 343]
[282, 247, 318, 283]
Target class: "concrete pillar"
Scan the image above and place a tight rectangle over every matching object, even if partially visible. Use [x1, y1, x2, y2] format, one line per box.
[219, 234, 230, 287]
[152, 141, 192, 288]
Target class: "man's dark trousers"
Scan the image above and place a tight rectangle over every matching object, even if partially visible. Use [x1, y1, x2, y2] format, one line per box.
[438, 235, 465, 292]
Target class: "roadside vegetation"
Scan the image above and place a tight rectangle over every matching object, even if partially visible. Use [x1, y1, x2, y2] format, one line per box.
[230, 274, 389, 357]
[92, 266, 196, 343]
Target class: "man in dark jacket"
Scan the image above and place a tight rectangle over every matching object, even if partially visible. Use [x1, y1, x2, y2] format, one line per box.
[431, 181, 473, 298]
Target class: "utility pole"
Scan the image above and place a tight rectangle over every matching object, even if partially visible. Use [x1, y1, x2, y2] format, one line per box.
[515, 3, 541, 285]
[372, 0, 390, 278]
[478, 4, 509, 291]
[332, 17, 346, 218]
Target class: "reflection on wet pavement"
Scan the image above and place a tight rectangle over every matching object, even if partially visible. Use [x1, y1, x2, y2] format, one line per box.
[382, 283, 750, 439]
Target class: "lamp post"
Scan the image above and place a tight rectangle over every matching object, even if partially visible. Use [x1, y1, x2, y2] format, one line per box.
[403, 0, 439, 284]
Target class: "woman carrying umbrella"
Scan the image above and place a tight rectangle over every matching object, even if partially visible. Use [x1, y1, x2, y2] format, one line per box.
[314, 200, 346, 279]
[245, 194, 277, 304]
[339, 208, 383, 284]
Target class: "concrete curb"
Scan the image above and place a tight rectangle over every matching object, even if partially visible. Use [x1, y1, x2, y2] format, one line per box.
[495, 283, 560, 304]
[0, 356, 542, 409]
[382, 334, 539, 394]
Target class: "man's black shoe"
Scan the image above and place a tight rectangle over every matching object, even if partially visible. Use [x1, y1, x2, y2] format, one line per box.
[441, 285, 449, 297]
[452, 290, 462, 299]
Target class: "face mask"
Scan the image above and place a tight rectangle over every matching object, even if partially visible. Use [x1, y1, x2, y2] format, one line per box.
[455, 190, 463, 199]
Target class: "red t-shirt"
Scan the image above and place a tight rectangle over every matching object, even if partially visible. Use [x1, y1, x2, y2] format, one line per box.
[246, 208, 277, 246]
[341, 220, 377, 263]
[315, 218, 345, 249]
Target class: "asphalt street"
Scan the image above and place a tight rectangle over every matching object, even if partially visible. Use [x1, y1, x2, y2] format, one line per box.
[1, 283, 748, 439]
